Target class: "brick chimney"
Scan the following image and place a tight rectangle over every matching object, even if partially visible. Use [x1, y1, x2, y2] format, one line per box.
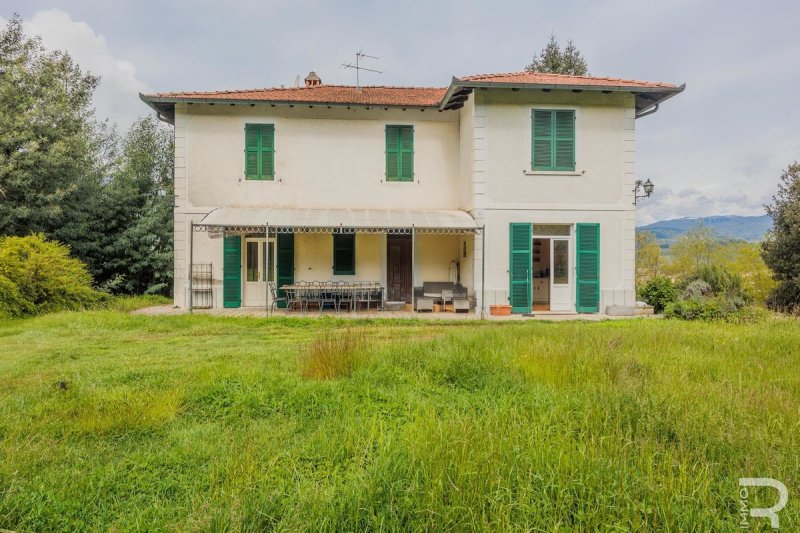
[304, 71, 321, 87]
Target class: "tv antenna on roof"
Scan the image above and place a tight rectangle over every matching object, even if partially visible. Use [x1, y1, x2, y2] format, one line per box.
[342, 50, 382, 89]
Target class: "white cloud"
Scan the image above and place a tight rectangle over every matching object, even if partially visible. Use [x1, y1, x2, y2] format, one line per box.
[3, 9, 150, 130]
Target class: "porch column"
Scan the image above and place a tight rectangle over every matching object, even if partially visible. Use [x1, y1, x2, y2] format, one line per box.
[481, 225, 486, 319]
[188, 222, 194, 311]
[265, 222, 269, 314]
[411, 226, 416, 314]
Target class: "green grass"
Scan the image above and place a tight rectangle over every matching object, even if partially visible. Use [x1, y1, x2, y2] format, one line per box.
[0, 311, 797, 531]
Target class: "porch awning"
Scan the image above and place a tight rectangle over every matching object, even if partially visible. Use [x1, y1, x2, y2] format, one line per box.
[194, 207, 480, 234]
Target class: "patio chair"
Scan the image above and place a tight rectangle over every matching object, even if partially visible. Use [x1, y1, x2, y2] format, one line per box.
[336, 281, 354, 312]
[304, 282, 322, 313]
[318, 281, 337, 314]
[354, 282, 372, 312]
[267, 281, 287, 316]
[285, 287, 304, 313]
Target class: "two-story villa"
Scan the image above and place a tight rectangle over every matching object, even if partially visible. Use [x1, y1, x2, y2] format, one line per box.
[141, 70, 683, 315]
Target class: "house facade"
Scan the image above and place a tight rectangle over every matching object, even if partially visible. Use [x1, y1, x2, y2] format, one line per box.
[141, 71, 683, 315]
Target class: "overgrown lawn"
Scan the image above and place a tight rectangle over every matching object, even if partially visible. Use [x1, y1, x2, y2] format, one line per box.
[0, 311, 797, 530]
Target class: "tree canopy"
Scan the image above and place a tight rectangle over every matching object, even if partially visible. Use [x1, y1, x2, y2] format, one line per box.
[761, 162, 800, 311]
[0, 15, 174, 296]
[525, 34, 589, 76]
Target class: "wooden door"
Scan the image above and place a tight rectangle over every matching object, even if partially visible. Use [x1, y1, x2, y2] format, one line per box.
[387, 235, 412, 302]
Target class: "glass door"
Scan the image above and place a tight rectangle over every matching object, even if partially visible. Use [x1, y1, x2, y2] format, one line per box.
[549, 238, 572, 311]
[243, 239, 275, 307]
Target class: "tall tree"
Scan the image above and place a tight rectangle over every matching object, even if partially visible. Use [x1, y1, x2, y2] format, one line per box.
[0, 14, 102, 235]
[526, 34, 589, 75]
[761, 162, 800, 311]
[101, 116, 174, 295]
[666, 223, 718, 276]
[635, 231, 663, 286]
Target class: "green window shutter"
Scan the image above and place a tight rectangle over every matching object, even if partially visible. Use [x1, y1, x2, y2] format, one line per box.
[509, 223, 532, 313]
[244, 125, 259, 179]
[554, 110, 575, 171]
[223, 235, 242, 308]
[260, 124, 275, 180]
[276, 233, 294, 308]
[333, 233, 356, 275]
[576, 223, 600, 313]
[386, 125, 400, 180]
[532, 110, 553, 171]
[399, 126, 414, 181]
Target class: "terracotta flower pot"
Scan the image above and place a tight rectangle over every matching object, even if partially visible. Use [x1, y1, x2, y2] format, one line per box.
[490, 304, 512, 316]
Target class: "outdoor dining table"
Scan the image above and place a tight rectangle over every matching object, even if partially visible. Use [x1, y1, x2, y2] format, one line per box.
[280, 282, 384, 311]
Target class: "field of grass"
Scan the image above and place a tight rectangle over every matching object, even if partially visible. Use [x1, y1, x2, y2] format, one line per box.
[0, 308, 798, 531]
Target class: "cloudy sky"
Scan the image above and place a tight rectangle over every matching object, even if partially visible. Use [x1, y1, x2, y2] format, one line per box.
[3, 1, 799, 223]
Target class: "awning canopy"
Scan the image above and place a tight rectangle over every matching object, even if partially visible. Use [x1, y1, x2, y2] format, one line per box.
[194, 207, 480, 234]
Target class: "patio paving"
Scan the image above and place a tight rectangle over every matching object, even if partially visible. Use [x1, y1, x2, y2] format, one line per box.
[131, 305, 657, 321]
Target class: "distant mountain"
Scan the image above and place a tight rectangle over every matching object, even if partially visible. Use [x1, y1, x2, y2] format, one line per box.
[637, 215, 772, 248]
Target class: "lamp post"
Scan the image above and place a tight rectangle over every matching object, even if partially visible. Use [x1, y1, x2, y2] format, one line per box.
[633, 179, 655, 205]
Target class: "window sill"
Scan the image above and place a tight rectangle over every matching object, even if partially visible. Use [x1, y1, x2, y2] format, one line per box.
[523, 170, 585, 177]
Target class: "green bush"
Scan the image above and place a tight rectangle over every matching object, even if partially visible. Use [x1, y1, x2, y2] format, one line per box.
[637, 276, 677, 313]
[679, 264, 751, 305]
[766, 279, 800, 315]
[0, 234, 105, 317]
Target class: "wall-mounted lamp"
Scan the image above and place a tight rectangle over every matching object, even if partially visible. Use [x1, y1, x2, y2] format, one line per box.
[633, 179, 655, 205]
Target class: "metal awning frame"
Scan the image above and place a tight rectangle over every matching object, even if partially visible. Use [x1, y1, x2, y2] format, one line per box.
[193, 224, 482, 235]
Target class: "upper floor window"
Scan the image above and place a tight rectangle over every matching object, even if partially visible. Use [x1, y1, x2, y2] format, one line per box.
[385, 125, 414, 181]
[532, 110, 575, 172]
[245, 123, 274, 180]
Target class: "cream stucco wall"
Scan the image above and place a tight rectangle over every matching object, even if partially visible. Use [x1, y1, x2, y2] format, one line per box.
[183, 105, 460, 211]
[172, 88, 639, 312]
[460, 90, 637, 311]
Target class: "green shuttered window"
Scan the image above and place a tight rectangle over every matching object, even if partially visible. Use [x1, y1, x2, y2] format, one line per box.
[386, 125, 414, 181]
[245, 124, 275, 180]
[333, 233, 356, 275]
[509, 223, 532, 313]
[532, 109, 575, 171]
[223, 235, 242, 308]
[576, 223, 600, 313]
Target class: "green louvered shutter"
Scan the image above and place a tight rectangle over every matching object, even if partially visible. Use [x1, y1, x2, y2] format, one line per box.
[399, 125, 414, 181]
[532, 110, 553, 171]
[260, 124, 275, 179]
[554, 110, 575, 171]
[576, 223, 600, 313]
[386, 125, 400, 180]
[223, 235, 242, 308]
[244, 125, 259, 179]
[275, 233, 294, 308]
[509, 223, 532, 313]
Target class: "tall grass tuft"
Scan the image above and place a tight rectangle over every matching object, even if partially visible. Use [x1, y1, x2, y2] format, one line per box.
[298, 328, 369, 380]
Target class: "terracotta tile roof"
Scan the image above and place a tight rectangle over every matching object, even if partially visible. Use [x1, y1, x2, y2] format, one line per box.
[146, 85, 448, 107]
[457, 71, 678, 89]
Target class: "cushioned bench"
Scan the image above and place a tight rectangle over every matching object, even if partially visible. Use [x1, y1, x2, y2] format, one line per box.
[414, 282, 469, 311]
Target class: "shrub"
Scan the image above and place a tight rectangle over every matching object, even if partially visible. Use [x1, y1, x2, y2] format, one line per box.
[766, 279, 800, 315]
[0, 234, 104, 317]
[664, 298, 723, 321]
[637, 276, 677, 313]
[679, 264, 751, 305]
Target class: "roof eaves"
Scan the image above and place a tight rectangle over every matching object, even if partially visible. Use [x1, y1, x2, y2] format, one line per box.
[140, 93, 443, 109]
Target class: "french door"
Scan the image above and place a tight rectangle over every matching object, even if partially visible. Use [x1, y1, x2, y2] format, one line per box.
[243, 238, 275, 307]
[549, 238, 573, 311]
